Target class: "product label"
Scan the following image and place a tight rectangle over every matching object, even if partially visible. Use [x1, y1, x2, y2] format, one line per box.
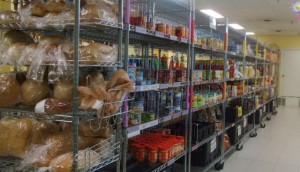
[243, 118, 248, 128]
[237, 106, 243, 117]
[237, 125, 242, 136]
[210, 138, 217, 153]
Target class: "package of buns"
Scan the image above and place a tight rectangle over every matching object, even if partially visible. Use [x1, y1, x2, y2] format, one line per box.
[79, 43, 118, 64]
[7, 118, 34, 158]
[21, 79, 49, 106]
[0, 74, 21, 107]
[79, 119, 112, 138]
[0, 116, 17, 156]
[81, 2, 118, 23]
[45, 1, 69, 13]
[48, 150, 100, 172]
[31, 121, 59, 145]
[106, 69, 134, 92]
[35, 98, 73, 114]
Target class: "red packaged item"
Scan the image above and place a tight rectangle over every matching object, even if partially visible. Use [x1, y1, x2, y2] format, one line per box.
[136, 144, 146, 162]
[158, 145, 168, 163]
[147, 146, 158, 164]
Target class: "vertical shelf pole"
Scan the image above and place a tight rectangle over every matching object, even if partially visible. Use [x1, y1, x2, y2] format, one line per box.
[72, 0, 81, 171]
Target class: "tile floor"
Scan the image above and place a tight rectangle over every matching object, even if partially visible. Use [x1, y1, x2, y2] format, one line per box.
[209, 106, 300, 172]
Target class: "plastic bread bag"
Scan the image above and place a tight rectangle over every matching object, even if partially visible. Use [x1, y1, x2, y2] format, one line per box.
[53, 79, 73, 101]
[35, 98, 73, 114]
[0, 10, 20, 23]
[79, 119, 112, 138]
[7, 118, 35, 158]
[106, 69, 134, 92]
[0, 116, 17, 156]
[79, 43, 118, 64]
[0, 73, 21, 107]
[19, 6, 46, 28]
[1, 42, 28, 65]
[21, 78, 49, 106]
[81, 2, 118, 23]
[31, 121, 59, 145]
[39, 150, 100, 172]
[18, 43, 38, 67]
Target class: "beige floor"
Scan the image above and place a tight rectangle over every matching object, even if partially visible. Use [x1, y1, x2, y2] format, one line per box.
[209, 106, 300, 172]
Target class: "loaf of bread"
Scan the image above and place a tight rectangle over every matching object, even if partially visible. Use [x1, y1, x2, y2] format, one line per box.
[79, 43, 117, 64]
[35, 98, 73, 114]
[81, 3, 117, 23]
[21, 79, 49, 106]
[7, 118, 34, 158]
[106, 69, 134, 92]
[31, 121, 59, 145]
[80, 72, 104, 87]
[0, 74, 21, 107]
[79, 119, 112, 138]
[45, 1, 68, 13]
[19, 43, 38, 66]
[5, 43, 27, 63]
[0, 116, 17, 156]
[31, 2, 47, 17]
[53, 79, 73, 101]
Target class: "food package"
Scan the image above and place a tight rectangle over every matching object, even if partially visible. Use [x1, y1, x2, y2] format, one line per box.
[81, 3, 118, 23]
[45, 1, 69, 13]
[0, 31, 33, 59]
[48, 150, 100, 172]
[35, 98, 73, 114]
[79, 119, 112, 138]
[39, 35, 71, 47]
[21, 79, 49, 106]
[18, 43, 38, 66]
[80, 72, 105, 87]
[0, 116, 17, 156]
[106, 69, 134, 92]
[46, 133, 87, 158]
[53, 79, 73, 101]
[2, 43, 27, 65]
[0, 74, 21, 107]
[79, 43, 118, 64]
[31, 121, 59, 145]
[0, 10, 20, 23]
[7, 118, 34, 158]
[31, 3, 47, 17]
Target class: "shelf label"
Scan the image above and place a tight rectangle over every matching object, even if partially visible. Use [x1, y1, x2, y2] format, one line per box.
[173, 112, 181, 119]
[210, 138, 217, 153]
[167, 158, 176, 166]
[135, 26, 147, 34]
[237, 125, 242, 136]
[140, 120, 158, 130]
[243, 118, 248, 128]
[155, 31, 165, 38]
[170, 35, 177, 41]
[159, 84, 169, 89]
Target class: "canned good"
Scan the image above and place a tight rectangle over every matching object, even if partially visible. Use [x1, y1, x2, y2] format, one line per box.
[146, 22, 154, 31]
[176, 26, 185, 38]
[156, 23, 166, 34]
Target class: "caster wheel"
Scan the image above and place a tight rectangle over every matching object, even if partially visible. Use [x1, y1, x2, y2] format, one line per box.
[267, 116, 271, 121]
[261, 123, 266, 128]
[250, 131, 257, 137]
[215, 162, 224, 171]
[236, 143, 243, 151]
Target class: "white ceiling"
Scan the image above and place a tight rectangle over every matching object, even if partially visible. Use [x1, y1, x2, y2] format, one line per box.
[195, 0, 300, 35]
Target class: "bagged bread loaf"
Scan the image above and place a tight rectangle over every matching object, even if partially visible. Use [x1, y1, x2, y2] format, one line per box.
[45, 1, 68, 13]
[3, 43, 27, 64]
[80, 72, 105, 87]
[39, 35, 71, 47]
[81, 3, 117, 23]
[31, 3, 47, 17]
[48, 150, 100, 172]
[0, 74, 21, 107]
[106, 69, 134, 92]
[79, 43, 118, 64]
[0, 116, 17, 156]
[7, 118, 34, 158]
[35, 98, 73, 114]
[31, 121, 59, 145]
[18, 43, 38, 66]
[53, 79, 73, 101]
[21, 79, 49, 106]
[79, 119, 112, 138]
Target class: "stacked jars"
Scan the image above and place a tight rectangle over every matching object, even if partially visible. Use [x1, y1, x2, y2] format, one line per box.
[129, 130, 184, 164]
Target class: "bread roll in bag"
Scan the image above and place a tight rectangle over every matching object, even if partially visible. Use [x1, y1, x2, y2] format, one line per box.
[0, 74, 21, 107]
[21, 79, 49, 106]
[0, 116, 17, 156]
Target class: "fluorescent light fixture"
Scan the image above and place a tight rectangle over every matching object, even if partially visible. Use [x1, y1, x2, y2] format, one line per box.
[246, 32, 255, 35]
[229, 24, 244, 30]
[200, 9, 224, 19]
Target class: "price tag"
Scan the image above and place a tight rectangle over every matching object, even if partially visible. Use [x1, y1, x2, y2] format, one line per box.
[173, 112, 181, 119]
[159, 84, 169, 89]
[210, 138, 217, 153]
[167, 158, 175, 166]
[163, 115, 172, 122]
[263, 105, 266, 112]
[237, 106, 243, 117]
[243, 118, 248, 128]
[140, 85, 150, 91]
[150, 84, 160, 90]
[237, 125, 242, 136]
[140, 120, 158, 130]
[135, 26, 147, 34]
[155, 31, 165, 38]
[170, 35, 178, 41]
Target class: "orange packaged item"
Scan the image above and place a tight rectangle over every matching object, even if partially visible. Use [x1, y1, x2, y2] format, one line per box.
[146, 22, 154, 31]
[158, 145, 168, 163]
[156, 23, 166, 34]
[176, 26, 185, 38]
[166, 25, 171, 35]
[148, 146, 158, 164]
[136, 144, 146, 162]
[172, 26, 176, 36]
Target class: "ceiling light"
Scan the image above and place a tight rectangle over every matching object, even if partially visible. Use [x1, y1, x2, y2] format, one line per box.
[229, 24, 244, 30]
[246, 32, 255, 35]
[200, 9, 224, 19]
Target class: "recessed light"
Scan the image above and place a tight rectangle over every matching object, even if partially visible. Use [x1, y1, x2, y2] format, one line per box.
[275, 30, 282, 32]
[246, 32, 255, 35]
[263, 19, 272, 22]
[200, 9, 224, 19]
[229, 24, 244, 30]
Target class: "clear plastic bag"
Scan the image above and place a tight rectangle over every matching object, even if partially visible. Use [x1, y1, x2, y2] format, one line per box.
[0, 10, 20, 23]
[0, 116, 17, 156]
[0, 73, 21, 107]
[35, 98, 73, 114]
[81, 2, 118, 23]
[53, 79, 73, 101]
[7, 118, 34, 158]
[79, 119, 112, 138]
[31, 121, 59, 145]
[79, 43, 118, 65]
[18, 43, 38, 67]
[21, 79, 49, 106]
[2, 43, 27, 65]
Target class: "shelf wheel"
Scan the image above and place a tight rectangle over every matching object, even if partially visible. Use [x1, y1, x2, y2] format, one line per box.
[260, 123, 266, 128]
[249, 131, 257, 137]
[236, 143, 243, 151]
[266, 116, 271, 121]
[215, 162, 224, 171]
